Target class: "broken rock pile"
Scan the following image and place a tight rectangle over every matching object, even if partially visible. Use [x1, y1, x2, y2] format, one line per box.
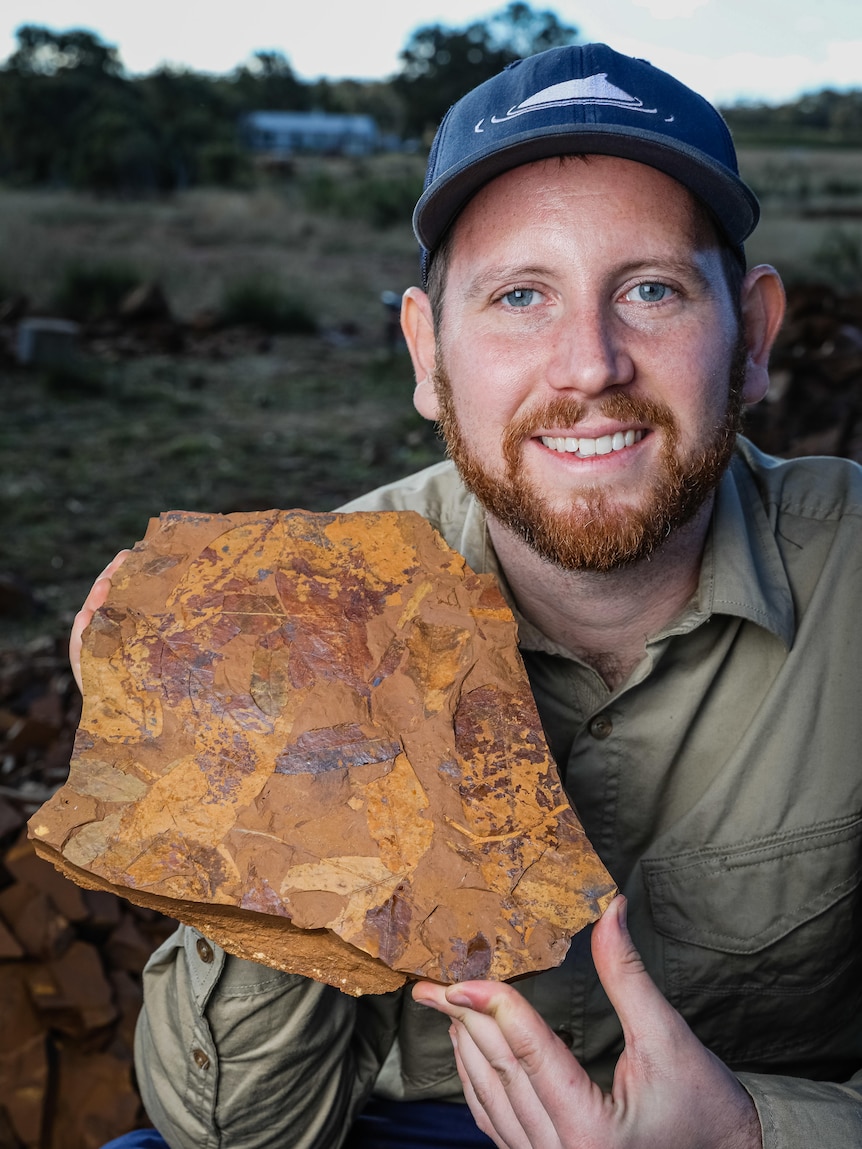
[1, 639, 175, 1148]
[746, 281, 862, 462]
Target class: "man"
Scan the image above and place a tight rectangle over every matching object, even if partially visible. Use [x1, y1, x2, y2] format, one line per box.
[77, 43, 862, 1149]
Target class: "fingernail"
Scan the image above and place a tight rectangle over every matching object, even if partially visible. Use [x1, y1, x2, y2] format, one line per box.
[616, 895, 628, 930]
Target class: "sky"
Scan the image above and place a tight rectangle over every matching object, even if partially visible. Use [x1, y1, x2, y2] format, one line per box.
[1, 0, 861, 107]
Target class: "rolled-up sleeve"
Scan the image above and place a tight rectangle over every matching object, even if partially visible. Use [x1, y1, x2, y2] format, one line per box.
[738, 1071, 862, 1147]
[134, 924, 399, 1149]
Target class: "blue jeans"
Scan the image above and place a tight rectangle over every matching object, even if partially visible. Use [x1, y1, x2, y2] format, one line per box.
[101, 1100, 494, 1148]
[345, 1099, 494, 1146]
[101, 1135, 169, 1149]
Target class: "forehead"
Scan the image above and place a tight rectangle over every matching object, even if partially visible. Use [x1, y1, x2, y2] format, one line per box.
[446, 154, 712, 270]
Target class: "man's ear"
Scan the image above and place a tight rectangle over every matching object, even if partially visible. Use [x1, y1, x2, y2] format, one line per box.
[401, 287, 439, 420]
[739, 264, 786, 406]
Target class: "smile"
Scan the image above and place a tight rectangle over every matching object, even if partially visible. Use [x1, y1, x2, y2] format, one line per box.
[539, 429, 644, 458]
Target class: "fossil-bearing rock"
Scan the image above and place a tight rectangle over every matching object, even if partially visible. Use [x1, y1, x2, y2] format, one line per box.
[30, 509, 615, 995]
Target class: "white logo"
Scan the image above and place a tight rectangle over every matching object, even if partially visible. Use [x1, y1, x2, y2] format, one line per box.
[474, 73, 658, 132]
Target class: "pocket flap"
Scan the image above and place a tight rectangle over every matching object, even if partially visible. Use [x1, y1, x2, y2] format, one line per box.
[643, 814, 862, 954]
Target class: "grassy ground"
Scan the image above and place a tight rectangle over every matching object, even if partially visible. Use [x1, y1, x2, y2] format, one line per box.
[739, 145, 862, 284]
[0, 156, 446, 643]
[2, 342, 445, 638]
[0, 155, 426, 327]
[3, 148, 862, 646]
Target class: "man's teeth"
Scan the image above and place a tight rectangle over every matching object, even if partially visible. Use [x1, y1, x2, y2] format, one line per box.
[540, 429, 643, 457]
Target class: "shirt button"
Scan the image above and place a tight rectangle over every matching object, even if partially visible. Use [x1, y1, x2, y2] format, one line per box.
[589, 714, 613, 740]
[554, 1027, 575, 1049]
[192, 1048, 210, 1070]
[196, 937, 214, 963]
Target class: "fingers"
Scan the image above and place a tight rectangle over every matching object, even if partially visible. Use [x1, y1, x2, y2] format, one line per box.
[449, 1019, 530, 1149]
[412, 895, 673, 1145]
[413, 900, 764, 1149]
[453, 996, 562, 1148]
[69, 550, 132, 694]
[413, 979, 582, 1147]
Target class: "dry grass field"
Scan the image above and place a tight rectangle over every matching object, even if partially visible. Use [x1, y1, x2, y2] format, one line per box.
[0, 154, 428, 325]
[0, 156, 445, 641]
[739, 146, 862, 282]
[2, 147, 862, 643]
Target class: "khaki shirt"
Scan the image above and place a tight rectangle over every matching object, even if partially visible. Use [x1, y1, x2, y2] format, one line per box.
[136, 439, 862, 1148]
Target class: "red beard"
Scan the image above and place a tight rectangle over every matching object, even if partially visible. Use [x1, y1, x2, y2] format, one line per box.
[432, 343, 747, 573]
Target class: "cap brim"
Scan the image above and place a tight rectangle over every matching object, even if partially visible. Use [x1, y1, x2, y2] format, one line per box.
[413, 122, 759, 254]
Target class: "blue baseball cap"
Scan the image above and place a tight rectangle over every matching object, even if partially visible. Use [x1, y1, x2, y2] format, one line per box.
[414, 43, 759, 281]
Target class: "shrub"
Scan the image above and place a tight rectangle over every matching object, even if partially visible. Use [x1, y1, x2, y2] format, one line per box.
[299, 162, 423, 229]
[813, 227, 862, 289]
[53, 261, 140, 322]
[220, 276, 318, 334]
[40, 355, 108, 396]
[197, 142, 252, 188]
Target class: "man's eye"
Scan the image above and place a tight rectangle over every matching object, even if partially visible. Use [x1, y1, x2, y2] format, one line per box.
[502, 288, 539, 308]
[625, 282, 672, 303]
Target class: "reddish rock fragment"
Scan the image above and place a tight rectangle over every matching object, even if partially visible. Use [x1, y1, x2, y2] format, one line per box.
[0, 883, 73, 960]
[49, 1045, 140, 1149]
[0, 965, 49, 1149]
[0, 1032, 48, 1149]
[104, 914, 157, 974]
[27, 941, 117, 1038]
[6, 832, 89, 921]
[0, 796, 24, 839]
[0, 915, 24, 958]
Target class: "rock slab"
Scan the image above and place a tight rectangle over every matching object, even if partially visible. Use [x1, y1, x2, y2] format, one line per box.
[30, 509, 615, 994]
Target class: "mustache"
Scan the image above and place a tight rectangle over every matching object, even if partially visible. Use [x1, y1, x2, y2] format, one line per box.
[505, 393, 679, 438]
[502, 393, 679, 468]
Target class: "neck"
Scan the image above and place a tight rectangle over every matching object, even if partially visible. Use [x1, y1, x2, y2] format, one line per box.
[487, 497, 714, 691]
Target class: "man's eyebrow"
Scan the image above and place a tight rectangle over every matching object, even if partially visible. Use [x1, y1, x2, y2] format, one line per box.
[457, 255, 721, 301]
[613, 256, 717, 290]
[457, 265, 557, 301]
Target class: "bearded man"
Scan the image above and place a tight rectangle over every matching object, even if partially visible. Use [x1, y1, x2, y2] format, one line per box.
[77, 43, 862, 1149]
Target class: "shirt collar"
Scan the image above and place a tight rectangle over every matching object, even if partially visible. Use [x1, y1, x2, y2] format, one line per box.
[690, 450, 795, 648]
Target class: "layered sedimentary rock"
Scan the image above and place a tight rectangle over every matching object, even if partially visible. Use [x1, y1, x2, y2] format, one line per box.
[30, 509, 615, 995]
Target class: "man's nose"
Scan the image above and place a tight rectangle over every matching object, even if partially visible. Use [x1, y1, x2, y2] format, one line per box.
[545, 308, 634, 397]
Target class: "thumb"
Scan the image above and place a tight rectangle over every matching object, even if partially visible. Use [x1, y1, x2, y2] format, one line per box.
[591, 895, 682, 1049]
[69, 549, 131, 695]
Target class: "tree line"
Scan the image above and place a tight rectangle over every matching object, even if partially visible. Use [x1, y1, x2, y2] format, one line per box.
[1, 7, 861, 195]
[0, 5, 577, 193]
[722, 90, 862, 148]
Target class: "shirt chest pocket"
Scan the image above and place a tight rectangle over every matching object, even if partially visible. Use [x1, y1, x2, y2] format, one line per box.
[642, 814, 862, 1067]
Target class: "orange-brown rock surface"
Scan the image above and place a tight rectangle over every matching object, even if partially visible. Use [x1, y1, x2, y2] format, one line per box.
[29, 509, 615, 994]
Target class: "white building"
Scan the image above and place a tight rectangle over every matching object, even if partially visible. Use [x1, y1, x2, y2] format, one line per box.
[241, 111, 380, 157]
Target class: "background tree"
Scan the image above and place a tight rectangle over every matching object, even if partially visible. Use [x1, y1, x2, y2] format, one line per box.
[0, 25, 247, 190]
[7, 23, 123, 76]
[0, 25, 137, 187]
[1, 11, 861, 195]
[723, 89, 862, 146]
[228, 51, 309, 112]
[394, 1, 579, 139]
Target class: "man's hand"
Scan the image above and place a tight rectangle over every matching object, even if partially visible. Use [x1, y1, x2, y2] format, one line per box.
[69, 550, 131, 694]
[412, 896, 762, 1149]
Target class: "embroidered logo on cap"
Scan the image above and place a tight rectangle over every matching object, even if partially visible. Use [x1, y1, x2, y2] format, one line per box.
[474, 73, 659, 132]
